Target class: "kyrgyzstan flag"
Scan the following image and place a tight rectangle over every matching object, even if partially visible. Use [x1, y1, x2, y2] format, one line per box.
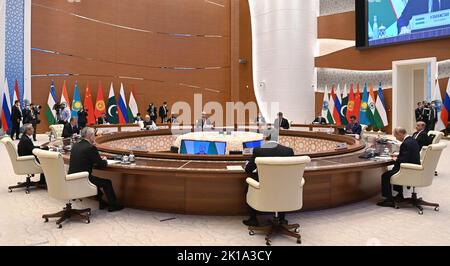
[94, 82, 106, 120]
[84, 82, 96, 125]
[346, 83, 356, 122]
[354, 83, 362, 121]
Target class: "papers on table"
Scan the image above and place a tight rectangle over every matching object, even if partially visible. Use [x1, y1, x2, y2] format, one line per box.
[227, 165, 244, 171]
[107, 160, 121, 165]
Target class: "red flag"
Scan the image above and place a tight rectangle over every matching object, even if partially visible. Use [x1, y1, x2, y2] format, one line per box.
[354, 83, 362, 121]
[14, 80, 21, 108]
[331, 85, 342, 126]
[84, 82, 96, 125]
[346, 83, 356, 122]
[94, 82, 106, 119]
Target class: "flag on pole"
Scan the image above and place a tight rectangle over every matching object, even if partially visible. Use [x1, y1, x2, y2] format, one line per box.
[432, 81, 445, 131]
[45, 81, 58, 125]
[354, 84, 362, 121]
[94, 82, 106, 120]
[60, 81, 71, 109]
[127, 85, 139, 123]
[442, 80, 450, 127]
[84, 82, 96, 125]
[341, 84, 349, 125]
[376, 83, 389, 128]
[1, 79, 12, 131]
[117, 83, 128, 124]
[346, 84, 356, 122]
[322, 85, 334, 124]
[71, 82, 82, 118]
[13, 80, 21, 108]
[359, 83, 371, 126]
[367, 84, 384, 130]
[107, 83, 118, 124]
[331, 85, 342, 126]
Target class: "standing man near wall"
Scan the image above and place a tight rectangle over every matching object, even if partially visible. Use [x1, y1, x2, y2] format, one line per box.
[10, 100, 22, 140]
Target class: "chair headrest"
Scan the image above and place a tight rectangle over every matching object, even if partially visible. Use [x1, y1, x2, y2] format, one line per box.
[429, 142, 447, 151]
[256, 156, 311, 165]
[1, 137, 13, 145]
[33, 149, 61, 160]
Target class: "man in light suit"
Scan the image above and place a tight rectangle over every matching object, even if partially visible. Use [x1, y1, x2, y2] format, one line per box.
[243, 131, 295, 227]
[398, 0, 450, 34]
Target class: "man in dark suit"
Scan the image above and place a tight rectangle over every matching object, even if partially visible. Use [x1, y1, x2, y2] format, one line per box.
[10, 100, 22, 140]
[62, 118, 80, 139]
[377, 127, 421, 207]
[398, 0, 450, 34]
[147, 103, 158, 123]
[427, 102, 439, 131]
[159, 102, 169, 123]
[17, 124, 47, 185]
[97, 113, 108, 125]
[274, 112, 290, 130]
[415, 102, 424, 122]
[68, 127, 123, 212]
[77, 107, 88, 129]
[243, 131, 295, 226]
[346, 116, 362, 135]
[412, 121, 431, 149]
[313, 113, 327, 125]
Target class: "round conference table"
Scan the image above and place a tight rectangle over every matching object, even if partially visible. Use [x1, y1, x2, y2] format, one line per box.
[53, 127, 394, 216]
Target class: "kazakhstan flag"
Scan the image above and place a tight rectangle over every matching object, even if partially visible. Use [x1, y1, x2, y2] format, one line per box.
[359, 83, 371, 126]
[72, 82, 82, 118]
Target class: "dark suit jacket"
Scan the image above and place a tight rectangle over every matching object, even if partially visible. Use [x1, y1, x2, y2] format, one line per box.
[274, 118, 290, 130]
[415, 108, 424, 122]
[159, 106, 169, 118]
[68, 139, 107, 175]
[22, 108, 33, 125]
[412, 130, 431, 149]
[97, 117, 107, 125]
[313, 117, 327, 125]
[346, 123, 362, 135]
[17, 134, 40, 157]
[393, 136, 421, 171]
[245, 143, 295, 180]
[62, 123, 80, 138]
[11, 106, 22, 123]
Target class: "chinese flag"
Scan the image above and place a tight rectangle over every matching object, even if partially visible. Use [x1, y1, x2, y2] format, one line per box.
[354, 83, 362, 121]
[84, 82, 96, 125]
[94, 82, 106, 119]
[346, 83, 356, 122]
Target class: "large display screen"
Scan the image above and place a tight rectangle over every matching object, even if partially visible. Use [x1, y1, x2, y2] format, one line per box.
[180, 140, 227, 155]
[367, 0, 450, 47]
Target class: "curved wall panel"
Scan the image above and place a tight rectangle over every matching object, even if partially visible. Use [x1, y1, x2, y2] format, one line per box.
[249, 0, 317, 123]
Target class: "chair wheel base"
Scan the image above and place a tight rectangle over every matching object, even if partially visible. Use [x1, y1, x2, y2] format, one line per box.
[248, 218, 301, 246]
[42, 203, 92, 229]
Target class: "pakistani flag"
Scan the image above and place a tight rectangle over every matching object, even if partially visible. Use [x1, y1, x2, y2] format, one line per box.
[341, 84, 349, 125]
[127, 87, 139, 123]
[322, 85, 334, 124]
[107, 83, 118, 124]
[72, 82, 82, 118]
[45, 81, 58, 125]
[367, 84, 384, 130]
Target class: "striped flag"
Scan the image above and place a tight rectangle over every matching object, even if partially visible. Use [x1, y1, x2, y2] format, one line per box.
[60, 81, 71, 109]
[367, 84, 384, 130]
[117, 83, 128, 124]
[432, 81, 445, 131]
[127, 85, 139, 123]
[442, 80, 450, 126]
[376, 82, 389, 128]
[331, 85, 342, 126]
[1, 79, 11, 131]
[322, 85, 334, 124]
[45, 81, 58, 125]
[13, 80, 21, 108]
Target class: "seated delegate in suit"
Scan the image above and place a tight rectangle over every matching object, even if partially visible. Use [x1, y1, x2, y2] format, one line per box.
[196, 112, 212, 129]
[243, 131, 295, 227]
[97, 113, 108, 125]
[398, 0, 450, 34]
[274, 112, 290, 130]
[377, 127, 421, 208]
[62, 118, 80, 139]
[346, 116, 362, 135]
[412, 121, 431, 149]
[143, 115, 158, 130]
[18, 124, 47, 185]
[68, 127, 123, 212]
[313, 114, 327, 125]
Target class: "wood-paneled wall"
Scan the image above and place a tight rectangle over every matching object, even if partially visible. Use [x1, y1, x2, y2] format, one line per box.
[31, 0, 255, 133]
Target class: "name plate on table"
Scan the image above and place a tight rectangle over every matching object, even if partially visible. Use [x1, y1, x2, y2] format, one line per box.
[411, 10, 450, 31]
[96, 127, 118, 135]
[335, 143, 348, 150]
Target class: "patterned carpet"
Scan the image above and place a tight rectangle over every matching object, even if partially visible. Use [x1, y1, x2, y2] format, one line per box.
[0, 135, 449, 246]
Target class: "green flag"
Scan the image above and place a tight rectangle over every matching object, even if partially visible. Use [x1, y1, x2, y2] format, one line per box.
[107, 83, 119, 124]
[341, 84, 349, 125]
[367, 85, 384, 130]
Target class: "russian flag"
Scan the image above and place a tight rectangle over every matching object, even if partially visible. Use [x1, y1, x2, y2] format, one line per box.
[331, 85, 342, 126]
[442, 81, 450, 127]
[1, 79, 12, 131]
[117, 83, 128, 124]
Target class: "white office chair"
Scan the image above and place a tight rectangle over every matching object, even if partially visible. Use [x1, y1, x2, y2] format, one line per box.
[391, 142, 447, 215]
[33, 149, 97, 228]
[420, 131, 444, 175]
[49, 124, 64, 140]
[246, 156, 311, 246]
[1, 137, 44, 194]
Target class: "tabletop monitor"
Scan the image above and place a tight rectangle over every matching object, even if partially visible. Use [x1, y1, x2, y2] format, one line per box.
[180, 140, 227, 155]
[243, 140, 264, 149]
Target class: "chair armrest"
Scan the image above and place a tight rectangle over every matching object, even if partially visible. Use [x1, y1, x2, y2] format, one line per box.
[400, 163, 423, 171]
[246, 178, 260, 189]
[17, 156, 37, 162]
[66, 172, 90, 181]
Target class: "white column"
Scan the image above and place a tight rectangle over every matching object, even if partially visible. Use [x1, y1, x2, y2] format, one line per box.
[249, 0, 317, 123]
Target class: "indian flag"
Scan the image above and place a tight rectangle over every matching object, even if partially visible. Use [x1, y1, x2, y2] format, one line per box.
[127, 86, 139, 123]
[45, 81, 58, 125]
[367, 84, 384, 130]
[322, 85, 334, 124]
